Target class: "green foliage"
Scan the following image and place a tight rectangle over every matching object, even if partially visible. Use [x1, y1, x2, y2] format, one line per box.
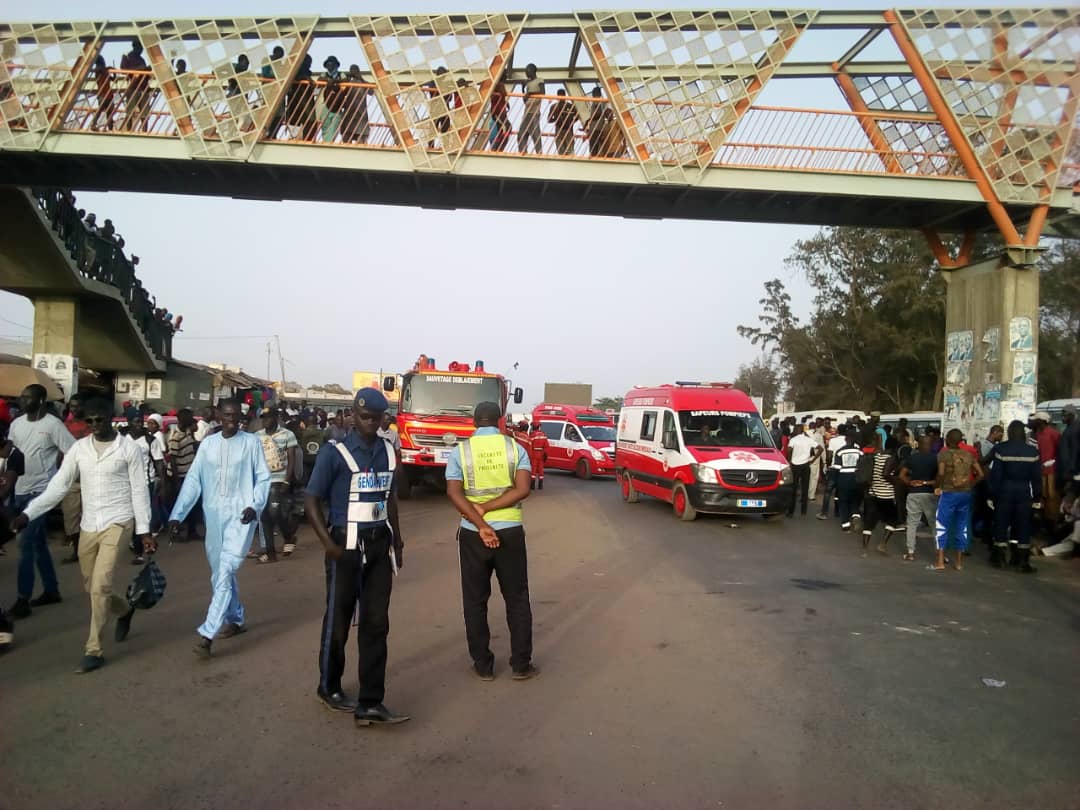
[732, 356, 781, 415]
[593, 396, 624, 411]
[1038, 239, 1080, 399]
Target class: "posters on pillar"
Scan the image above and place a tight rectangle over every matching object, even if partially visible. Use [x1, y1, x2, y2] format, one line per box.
[1011, 353, 1037, 385]
[943, 386, 964, 435]
[946, 360, 970, 385]
[145, 378, 162, 401]
[946, 330, 974, 362]
[1001, 384, 1035, 427]
[1008, 316, 1034, 350]
[982, 327, 999, 366]
[116, 374, 146, 400]
[32, 353, 78, 400]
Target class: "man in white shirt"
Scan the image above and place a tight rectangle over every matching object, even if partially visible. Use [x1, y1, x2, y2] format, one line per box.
[194, 406, 219, 442]
[818, 425, 849, 520]
[786, 426, 823, 517]
[254, 407, 299, 561]
[377, 412, 402, 461]
[14, 398, 153, 674]
[128, 413, 166, 563]
[8, 383, 75, 619]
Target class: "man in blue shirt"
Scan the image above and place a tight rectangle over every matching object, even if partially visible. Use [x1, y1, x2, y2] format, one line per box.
[305, 388, 407, 726]
[446, 402, 536, 681]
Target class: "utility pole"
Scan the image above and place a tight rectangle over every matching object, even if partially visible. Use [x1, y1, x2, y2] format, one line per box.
[275, 334, 286, 394]
[266, 341, 271, 379]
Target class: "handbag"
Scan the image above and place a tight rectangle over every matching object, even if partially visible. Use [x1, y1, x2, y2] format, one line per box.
[126, 558, 167, 610]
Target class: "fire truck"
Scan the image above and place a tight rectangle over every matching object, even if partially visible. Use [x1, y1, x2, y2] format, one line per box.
[383, 357, 524, 498]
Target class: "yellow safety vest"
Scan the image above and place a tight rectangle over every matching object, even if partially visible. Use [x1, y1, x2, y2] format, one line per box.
[458, 433, 522, 523]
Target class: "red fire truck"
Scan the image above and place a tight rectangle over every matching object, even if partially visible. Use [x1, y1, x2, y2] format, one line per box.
[384, 357, 524, 498]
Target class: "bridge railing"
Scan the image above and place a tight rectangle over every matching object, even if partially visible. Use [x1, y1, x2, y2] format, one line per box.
[49, 66, 974, 180]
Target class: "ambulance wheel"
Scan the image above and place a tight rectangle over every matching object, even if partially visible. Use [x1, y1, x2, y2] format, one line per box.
[576, 459, 592, 480]
[397, 471, 413, 500]
[672, 483, 697, 521]
[620, 472, 639, 503]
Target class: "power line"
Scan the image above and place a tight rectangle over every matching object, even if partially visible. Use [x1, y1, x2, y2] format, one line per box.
[0, 316, 31, 330]
[174, 334, 275, 341]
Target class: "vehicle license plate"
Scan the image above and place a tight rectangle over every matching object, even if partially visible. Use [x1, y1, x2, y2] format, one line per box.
[737, 499, 766, 508]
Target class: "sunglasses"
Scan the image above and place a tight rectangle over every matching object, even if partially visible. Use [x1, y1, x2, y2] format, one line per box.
[84, 415, 109, 424]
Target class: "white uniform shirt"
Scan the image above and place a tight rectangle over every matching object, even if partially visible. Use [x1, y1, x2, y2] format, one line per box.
[132, 432, 165, 484]
[8, 413, 75, 496]
[23, 434, 152, 534]
[789, 433, 819, 466]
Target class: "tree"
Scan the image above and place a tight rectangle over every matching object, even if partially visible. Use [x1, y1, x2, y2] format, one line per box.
[739, 227, 951, 412]
[732, 356, 781, 415]
[1038, 238, 1080, 399]
[593, 396, 624, 411]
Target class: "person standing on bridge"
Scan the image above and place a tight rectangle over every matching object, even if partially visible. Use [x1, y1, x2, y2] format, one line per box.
[8, 384, 75, 619]
[548, 88, 578, 156]
[12, 398, 153, 673]
[519, 63, 544, 154]
[446, 402, 537, 682]
[169, 399, 270, 659]
[304, 388, 408, 725]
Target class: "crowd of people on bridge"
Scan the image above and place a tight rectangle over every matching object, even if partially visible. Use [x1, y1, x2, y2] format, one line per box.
[773, 408, 1080, 572]
[0, 385, 537, 727]
[34, 188, 180, 360]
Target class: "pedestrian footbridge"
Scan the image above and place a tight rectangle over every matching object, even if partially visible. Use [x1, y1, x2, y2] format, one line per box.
[1, 8, 1077, 256]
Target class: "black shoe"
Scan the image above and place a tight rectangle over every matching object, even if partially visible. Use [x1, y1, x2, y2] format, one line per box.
[61, 554, 79, 565]
[354, 703, 410, 726]
[75, 654, 105, 674]
[10, 598, 31, 619]
[30, 591, 62, 607]
[131, 556, 145, 565]
[114, 608, 135, 642]
[511, 664, 540, 681]
[1018, 549, 1036, 574]
[473, 663, 495, 682]
[193, 635, 212, 659]
[317, 690, 357, 713]
[216, 623, 247, 640]
[990, 547, 1005, 569]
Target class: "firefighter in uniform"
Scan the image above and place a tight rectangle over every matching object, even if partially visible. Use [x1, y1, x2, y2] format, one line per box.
[528, 422, 548, 490]
[446, 401, 538, 681]
[304, 388, 408, 726]
[988, 419, 1041, 573]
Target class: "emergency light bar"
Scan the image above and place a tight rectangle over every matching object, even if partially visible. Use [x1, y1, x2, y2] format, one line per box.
[674, 381, 734, 388]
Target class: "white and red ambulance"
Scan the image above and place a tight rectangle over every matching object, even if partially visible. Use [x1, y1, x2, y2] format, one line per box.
[532, 403, 616, 479]
[616, 382, 793, 520]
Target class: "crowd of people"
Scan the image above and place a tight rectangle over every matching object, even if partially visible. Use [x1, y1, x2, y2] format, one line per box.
[772, 407, 1080, 571]
[33, 188, 180, 360]
[0, 385, 537, 728]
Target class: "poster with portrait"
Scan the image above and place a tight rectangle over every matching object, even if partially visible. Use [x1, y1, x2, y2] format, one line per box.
[116, 374, 146, 400]
[1009, 316, 1033, 350]
[980, 387, 1001, 423]
[32, 353, 78, 399]
[1011, 352, 1036, 385]
[146, 378, 162, 400]
[943, 386, 963, 433]
[982, 326, 1000, 364]
[946, 361, 971, 385]
[1001, 383, 1035, 427]
[947, 330, 974, 362]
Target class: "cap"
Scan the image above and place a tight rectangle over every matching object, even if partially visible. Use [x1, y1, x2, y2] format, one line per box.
[354, 387, 388, 411]
[147, 413, 163, 426]
[1033, 411, 1051, 422]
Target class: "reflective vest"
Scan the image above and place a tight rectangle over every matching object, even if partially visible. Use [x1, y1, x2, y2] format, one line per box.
[328, 438, 397, 555]
[458, 433, 522, 523]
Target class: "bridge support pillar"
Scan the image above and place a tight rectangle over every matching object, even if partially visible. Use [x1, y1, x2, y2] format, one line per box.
[31, 297, 80, 399]
[942, 253, 1039, 447]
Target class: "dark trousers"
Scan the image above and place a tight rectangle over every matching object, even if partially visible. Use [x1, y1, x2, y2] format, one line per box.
[819, 469, 837, 516]
[318, 526, 393, 708]
[836, 476, 859, 525]
[863, 495, 897, 533]
[260, 482, 296, 557]
[458, 525, 533, 673]
[993, 490, 1033, 551]
[788, 463, 811, 515]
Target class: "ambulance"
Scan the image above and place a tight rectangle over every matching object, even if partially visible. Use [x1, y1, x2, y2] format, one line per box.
[616, 382, 793, 520]
[532, 403, 616, 479]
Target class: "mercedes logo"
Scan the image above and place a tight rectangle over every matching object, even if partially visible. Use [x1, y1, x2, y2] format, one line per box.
[442, 433, 457, 446]
[744, 471, 758, 485]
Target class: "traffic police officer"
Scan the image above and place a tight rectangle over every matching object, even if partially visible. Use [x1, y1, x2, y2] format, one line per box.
[989, 419, 1041, 573]
[528, 423, 548, 490]
[304, 388, 408, 726]
[446, 402, 538, 681]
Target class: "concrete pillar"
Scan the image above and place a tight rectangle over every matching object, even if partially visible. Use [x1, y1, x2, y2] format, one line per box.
[31, 296, 80, 399]
[943, 253, 1040, 448]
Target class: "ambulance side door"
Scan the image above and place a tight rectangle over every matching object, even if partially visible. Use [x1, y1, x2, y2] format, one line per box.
[540, 421, 567, 470]
[563, 423, 586, 465]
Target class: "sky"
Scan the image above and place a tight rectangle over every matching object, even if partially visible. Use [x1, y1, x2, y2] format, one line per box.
[4, 0, 1004, 405]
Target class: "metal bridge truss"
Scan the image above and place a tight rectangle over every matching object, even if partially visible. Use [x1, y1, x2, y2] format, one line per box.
[1, 9, 1077, 253]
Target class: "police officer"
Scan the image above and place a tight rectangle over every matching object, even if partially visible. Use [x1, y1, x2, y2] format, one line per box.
[989, 419, 1041, 572]
[446, 401, 538, 681]
[304, 388, 408, 726]
[528, 422, 548, 491]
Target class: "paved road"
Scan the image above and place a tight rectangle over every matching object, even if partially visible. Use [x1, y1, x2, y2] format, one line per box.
[2, 473, 1078, 810]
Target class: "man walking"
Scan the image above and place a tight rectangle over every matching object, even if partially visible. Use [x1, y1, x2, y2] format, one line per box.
[12, 398, 152, 673]
[832, 431, 863, 532]
[786, 426, 822, 517]
[169, 400, 270, 659]
[899, 434, 939, 562]
[8, 384, 75, 618]
[167, 408, 200, 540]
[446, 401, 537, 681]
[818, 425, 848, 519]
[528, 422, 548, 491]
[255, 407, 299, 561]
[304, 388, 408, 726]
[933, 429, 985, 571]
[988, 420, 1041, 572]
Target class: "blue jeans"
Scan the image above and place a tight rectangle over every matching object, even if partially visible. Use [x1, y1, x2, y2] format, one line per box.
[936, 490, 972, 551]
[14, 492, 59, 599]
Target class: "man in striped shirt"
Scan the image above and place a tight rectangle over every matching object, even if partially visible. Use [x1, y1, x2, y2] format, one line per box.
[167, 409, 199, 540]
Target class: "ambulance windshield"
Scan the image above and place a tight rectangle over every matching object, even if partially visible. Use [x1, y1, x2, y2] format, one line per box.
[581, 426, 616, 442]
[678, 410, 775, 449]
[402, 374, 503, 416]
